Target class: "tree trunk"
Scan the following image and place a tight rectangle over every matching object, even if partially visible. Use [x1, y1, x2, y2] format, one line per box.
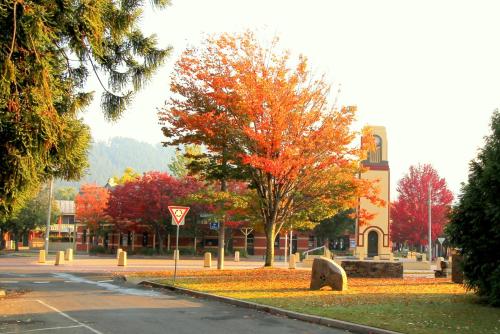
[217, 221, 225, 269]
[264, 224, 275, 267]
[217, 177, 227, 270]
[157, 228, 164, 254]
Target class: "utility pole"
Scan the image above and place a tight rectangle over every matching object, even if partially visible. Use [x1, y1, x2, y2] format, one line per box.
[44, 177, 54, 254]
[428, 181, 432, 261]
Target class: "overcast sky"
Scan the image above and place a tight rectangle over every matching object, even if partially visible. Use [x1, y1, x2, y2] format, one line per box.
[82, 0, 500, 200]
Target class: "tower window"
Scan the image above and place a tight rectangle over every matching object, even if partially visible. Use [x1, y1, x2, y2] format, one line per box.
[369, 135, 382, 163]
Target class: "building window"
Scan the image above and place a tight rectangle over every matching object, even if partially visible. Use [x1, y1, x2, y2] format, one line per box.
[142, 232, 149, 247]
[82, 229, 87, 243]
[274, 235, 280, 249]
[308, 235, 315, 248]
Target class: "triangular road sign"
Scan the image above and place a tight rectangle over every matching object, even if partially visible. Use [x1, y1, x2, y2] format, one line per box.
[168, 206, 190, 226]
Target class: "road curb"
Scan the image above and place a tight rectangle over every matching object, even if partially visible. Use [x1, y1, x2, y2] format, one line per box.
[138, 280, 403, 334]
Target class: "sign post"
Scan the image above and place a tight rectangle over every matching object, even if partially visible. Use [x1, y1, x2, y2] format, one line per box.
[438, 237, 445, 257]
[168, 206, 190, 284]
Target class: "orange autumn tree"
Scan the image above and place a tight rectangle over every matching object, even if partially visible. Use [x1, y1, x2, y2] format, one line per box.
[160, 31, 382, 266]
[75, 184, 110, 233]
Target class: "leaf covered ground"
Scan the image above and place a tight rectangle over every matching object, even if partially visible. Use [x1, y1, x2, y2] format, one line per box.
[128, 268, 500, 334]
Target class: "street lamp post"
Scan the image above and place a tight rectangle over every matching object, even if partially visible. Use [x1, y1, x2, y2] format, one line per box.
[44, 177, 54, 254]
[428, 181, 432, 261]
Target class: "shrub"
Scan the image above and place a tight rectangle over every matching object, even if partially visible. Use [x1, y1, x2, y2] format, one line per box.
[238, 248, 248, 258]
[179, 248, 195, 256]
[135, 248, 156, 256]
[89, 246, 110, 255]
[446, 110, 500, 306]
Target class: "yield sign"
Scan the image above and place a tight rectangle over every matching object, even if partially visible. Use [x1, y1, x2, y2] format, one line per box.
[168, 206, 190, 226]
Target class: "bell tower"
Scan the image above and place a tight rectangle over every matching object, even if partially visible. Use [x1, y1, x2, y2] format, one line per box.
[356, 126, 391, 259]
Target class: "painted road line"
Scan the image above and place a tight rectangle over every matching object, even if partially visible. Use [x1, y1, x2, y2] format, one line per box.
[0, 324, 84, 334]
[53, 273, 162, 297]
[97, 280, 114, 283]
[0, 281, 19, 284]
[36, 300, 103, 334]
[33, 281, 50, 284]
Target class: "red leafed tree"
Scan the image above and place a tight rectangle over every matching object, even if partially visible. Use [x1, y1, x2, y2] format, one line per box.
[75, 184, 110, 231]
[159, 31, 382, 266]
[391, 164, 453, 247]
[107, 171, 202, 252]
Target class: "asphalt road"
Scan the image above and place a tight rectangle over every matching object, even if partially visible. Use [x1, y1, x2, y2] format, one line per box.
[0, 270, 347, 334]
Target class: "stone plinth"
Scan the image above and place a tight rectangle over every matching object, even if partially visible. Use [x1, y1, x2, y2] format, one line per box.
[341, 260, 403, 278]
[118, 251, 127, 266]
[204, 252, 212, 268]
[55, 251, 65, 265]
[38, 250, 46, 263]
[295, 253, 300, 263]
[310, 257, 348, 291]
[116, 248, 122, 259]
[64, 248, 73, 261]
[289, 253, 296, 269]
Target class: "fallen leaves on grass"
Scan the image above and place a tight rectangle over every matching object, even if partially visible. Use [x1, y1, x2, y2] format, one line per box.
[126, 268, 466, 302]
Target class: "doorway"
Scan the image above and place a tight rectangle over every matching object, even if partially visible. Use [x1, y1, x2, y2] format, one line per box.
[367, 231, 379, 257]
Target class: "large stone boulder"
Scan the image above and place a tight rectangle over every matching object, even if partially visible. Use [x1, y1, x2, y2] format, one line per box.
[310, 257, 348, 291]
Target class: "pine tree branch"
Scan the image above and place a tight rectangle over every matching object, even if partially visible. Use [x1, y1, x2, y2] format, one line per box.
[7, 1, 17, 61]
[87, 54, 114, 96]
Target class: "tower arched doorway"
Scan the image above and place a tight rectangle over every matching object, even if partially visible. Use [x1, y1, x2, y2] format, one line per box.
[367, 231, 379, 257]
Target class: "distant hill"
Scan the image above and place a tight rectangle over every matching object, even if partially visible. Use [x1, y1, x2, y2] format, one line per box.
[56, 137, 176, 189]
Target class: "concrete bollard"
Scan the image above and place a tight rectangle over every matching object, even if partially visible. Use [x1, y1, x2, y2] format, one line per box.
[173, 249, 179, 261]
[64, 248, 73, 262]
[204, 252, 212, 268]
[38, 250, 46, 263]
[234, 251, 240, 262]
[289, 253, 296, 269]
[116, 248, 123, 259]
[118, 251, 127, 266]
[421, 253, 427, 261]
[295, 253, 301, 263]
[55, 251, 65, 265]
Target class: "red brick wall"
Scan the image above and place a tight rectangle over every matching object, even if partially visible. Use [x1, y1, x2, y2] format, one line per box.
[74, 223, 316, 256]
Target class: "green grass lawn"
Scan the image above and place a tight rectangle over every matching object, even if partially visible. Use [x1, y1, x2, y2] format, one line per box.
[142, 268, 500, 334]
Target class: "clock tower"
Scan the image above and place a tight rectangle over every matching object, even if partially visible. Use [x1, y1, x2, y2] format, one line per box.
[356, 126, 391, 259]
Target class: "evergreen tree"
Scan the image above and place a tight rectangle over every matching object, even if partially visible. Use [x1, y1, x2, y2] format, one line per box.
[0, 1, 171, 218]
[168, 145, 204, 178]
[314, 210, 355, 248]
[4, 184, 59, 251]
[447, 109, 500, 306]
[54, 187, 77, 201]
